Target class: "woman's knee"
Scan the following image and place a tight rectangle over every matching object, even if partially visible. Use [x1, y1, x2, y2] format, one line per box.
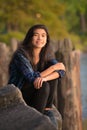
[41, 82, 50, 96]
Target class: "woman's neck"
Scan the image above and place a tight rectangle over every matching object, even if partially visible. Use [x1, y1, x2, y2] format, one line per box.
[32, 48, 41, 65]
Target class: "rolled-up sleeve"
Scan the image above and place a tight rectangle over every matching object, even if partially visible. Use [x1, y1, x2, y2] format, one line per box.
[48, 59, 65, 78]
[14, 52, 40, 82]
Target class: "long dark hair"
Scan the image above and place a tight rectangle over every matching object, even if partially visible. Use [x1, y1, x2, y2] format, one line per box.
[9, 24, 55, 71]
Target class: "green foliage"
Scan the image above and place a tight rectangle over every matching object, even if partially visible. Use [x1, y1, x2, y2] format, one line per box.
[0, 0, 87, 50]
[0, 0, 68, 39]
[0, 31, 24, 45]
[60, 0, 87, 33]
[70, 34, 84, 50]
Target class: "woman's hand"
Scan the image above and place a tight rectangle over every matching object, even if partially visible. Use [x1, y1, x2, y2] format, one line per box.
[33, 77, 46, 89]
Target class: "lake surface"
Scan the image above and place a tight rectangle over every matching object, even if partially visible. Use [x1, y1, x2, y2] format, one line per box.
[80, 53, 87, 119]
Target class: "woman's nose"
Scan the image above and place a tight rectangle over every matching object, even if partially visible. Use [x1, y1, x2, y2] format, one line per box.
[38, 35, 42, 40]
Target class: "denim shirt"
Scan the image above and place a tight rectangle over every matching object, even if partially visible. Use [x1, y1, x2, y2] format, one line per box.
[8, 51, 65, 89]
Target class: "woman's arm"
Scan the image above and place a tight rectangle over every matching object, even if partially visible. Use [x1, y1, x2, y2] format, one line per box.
[14, 52, 40, 82]
[40, 62, 65, 78]
[34, 60, 66, 89]
[34, 71, 59, 89]
[42, 71, 59, 81]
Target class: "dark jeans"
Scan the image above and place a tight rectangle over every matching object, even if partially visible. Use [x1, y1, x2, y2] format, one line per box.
[21, 79, 58, 113]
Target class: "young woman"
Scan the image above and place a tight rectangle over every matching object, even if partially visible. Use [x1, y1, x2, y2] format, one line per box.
[8, 24, 65, 128]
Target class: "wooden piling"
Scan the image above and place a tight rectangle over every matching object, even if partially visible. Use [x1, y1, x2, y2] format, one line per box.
[55, 39, 82, 130]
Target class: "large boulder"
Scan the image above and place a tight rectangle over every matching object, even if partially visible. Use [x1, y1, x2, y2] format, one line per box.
[0, 84, 61, 130]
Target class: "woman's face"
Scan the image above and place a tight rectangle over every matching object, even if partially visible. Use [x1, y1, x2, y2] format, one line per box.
[32, 29, 47, 49]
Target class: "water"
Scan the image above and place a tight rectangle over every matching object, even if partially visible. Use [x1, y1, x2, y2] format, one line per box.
[80, 53, 87, 119]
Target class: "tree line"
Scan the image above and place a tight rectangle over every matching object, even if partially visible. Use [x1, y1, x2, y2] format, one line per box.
[0, 0, 87, 49]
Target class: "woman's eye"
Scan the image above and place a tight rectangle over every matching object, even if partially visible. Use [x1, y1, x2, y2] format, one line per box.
[33, 33, 46, 38]
[42, 34, 46, 37]
[34, 34, 38, 36]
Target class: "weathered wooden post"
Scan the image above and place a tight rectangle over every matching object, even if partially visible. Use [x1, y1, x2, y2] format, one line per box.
[55, 39, 82, 130]
[0, 43, 10, 87]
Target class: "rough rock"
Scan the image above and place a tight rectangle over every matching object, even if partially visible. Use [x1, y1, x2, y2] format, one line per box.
[0, 84, 59, 130]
